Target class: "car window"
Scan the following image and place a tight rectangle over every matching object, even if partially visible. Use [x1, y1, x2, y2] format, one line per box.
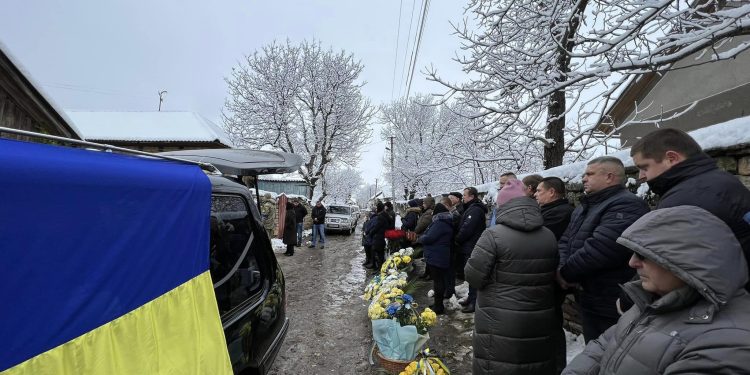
[210, 194, 263, 315]
[328, 206, 350, 215]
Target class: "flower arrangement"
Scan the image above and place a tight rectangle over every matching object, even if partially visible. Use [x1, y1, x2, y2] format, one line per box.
[380, 247, 415, 275]
[399, 349, 450, 375]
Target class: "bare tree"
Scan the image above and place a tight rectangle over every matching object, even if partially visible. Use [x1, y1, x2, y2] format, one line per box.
[429, 0, 750, 168]
[223, 40, 375, 199]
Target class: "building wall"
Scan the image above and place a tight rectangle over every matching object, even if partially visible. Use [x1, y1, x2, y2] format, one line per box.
[618, 35, 750, 147]
[257, 180, 311, 197]
[0, 85, 61, 139]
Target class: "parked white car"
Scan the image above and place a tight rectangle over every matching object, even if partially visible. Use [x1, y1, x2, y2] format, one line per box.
[324, 204, 357, 234]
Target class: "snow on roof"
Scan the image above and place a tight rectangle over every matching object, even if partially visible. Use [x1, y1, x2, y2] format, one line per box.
[0, 41, 83, 139]
[480, 115, 750, 196]
[65, 111, 233, 146]
[257, 171, 305, 182]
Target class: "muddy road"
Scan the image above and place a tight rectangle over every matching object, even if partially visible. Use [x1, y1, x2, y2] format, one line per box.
[267, 227, 475, 374]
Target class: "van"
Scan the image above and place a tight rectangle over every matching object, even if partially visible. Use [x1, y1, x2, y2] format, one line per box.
[1, 133, 299, 374]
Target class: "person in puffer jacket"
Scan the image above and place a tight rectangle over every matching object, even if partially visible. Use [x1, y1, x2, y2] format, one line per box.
[465, 180, 559, 375]
[417, 203, 454, 314]
[563, 206, 750, 375]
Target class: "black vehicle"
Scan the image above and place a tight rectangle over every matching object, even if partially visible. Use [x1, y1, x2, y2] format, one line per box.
[161, 148, 302, 375]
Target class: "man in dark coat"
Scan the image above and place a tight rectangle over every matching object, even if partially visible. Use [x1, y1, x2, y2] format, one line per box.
[367, 202, 389, 270]
[564, 206, 750, 374]
[465, 179, 559, 375]
[535, 176, 575, 241]
[456, 186, 488, 313]
[361, 209, 377, 269]
[557, 156, 649, 342]
[401, 199, 421, 232]
[292, 199, 307, 246]
[417, 203, 454, 314]
[282, 202, 297, 256]
[535, 176, 575, 372]
[631, 127, 750, 289]
[309, 201, 326, 249]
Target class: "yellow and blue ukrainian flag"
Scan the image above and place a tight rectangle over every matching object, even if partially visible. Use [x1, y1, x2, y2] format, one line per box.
[0, 138, 232, 374]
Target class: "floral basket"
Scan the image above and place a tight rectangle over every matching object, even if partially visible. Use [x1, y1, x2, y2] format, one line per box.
[374, 346, 412, 375]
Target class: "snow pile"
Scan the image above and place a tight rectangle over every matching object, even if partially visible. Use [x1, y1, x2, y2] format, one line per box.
[566, 330, 586, 363]
[270, 238, 286, 252]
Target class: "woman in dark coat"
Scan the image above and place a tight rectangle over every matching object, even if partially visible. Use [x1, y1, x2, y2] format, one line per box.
[417, 203, 454, 314]
[282, 202, 297, 256]
[464, 179, 559, 375]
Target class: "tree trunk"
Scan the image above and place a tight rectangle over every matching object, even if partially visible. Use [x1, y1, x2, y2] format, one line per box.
[545, 89, 565, 169]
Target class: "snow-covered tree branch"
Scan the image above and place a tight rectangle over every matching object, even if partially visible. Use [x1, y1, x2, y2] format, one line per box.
[429, 0, 750, 168]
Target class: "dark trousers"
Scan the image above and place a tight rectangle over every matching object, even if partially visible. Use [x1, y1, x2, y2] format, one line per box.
[553, 286, 568, 374]
[372, 244, 385, 268]
[581, 309, 618, 343]
[429, 265, 450, 311]
[285, 244, 294, 255]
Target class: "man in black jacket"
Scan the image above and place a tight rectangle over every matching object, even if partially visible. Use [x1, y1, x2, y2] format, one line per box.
[557, 156, 649, 343]
[535, 176, 575, 241]
[456, 186, 488, 313]
[631, 128, 750, 288]
[309, 201, 326, 249]
[368, 202, 389, 270]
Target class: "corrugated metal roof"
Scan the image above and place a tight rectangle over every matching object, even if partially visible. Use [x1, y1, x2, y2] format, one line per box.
[66, 111, 233, 146]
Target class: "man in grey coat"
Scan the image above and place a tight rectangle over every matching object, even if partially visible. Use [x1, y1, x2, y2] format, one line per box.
[563, 206, 750, 375]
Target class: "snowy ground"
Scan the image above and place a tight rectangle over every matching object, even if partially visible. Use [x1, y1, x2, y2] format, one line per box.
[268, 232, 585, 374]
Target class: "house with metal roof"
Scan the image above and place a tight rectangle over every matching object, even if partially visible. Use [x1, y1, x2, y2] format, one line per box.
[256, 172, 311, 198]
[0, 42, 82, 139]
[66, 110, 233, 152]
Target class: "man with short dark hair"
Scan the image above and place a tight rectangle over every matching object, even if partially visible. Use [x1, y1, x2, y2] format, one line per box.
[631, 128, 750, 286]
[535, 177, 574, 241]
[310, 201, 326, 249]
[557, 156, 649, 342]
[456, 186, 488, 313]
[522, 174, 543, 198]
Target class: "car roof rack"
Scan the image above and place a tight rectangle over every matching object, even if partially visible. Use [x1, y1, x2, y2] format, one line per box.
[0, 126, 221, 174]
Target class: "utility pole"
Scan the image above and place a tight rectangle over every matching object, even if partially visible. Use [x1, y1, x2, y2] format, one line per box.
[158, 90, 167, 111]
[389, 136, 395, 201]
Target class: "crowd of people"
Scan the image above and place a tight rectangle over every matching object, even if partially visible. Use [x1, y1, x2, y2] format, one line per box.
[361, 128, 750, 374]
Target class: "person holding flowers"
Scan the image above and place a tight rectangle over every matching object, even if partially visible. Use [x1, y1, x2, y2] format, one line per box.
[417, 203, 454, 314]
[464, 179, 559, 375]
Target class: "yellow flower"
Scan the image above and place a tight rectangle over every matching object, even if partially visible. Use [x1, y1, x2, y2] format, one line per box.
[402, 255, 411, 263]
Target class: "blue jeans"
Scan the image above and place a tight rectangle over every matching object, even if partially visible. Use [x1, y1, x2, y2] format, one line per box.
[312, 224, 326, 246]
[296, 223, 303, 245]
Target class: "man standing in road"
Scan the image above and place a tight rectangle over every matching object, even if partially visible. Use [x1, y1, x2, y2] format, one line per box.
[456, 186, 488, 313]
[557, 156, 649, 342]
[488, 172, 517, 227]
[310, 200, 326, 249]
[630, 128, 750, 286]
[292, 198, 308, 247]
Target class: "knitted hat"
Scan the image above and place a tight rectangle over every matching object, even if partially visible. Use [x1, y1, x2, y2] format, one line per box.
[449, 192, 462, 200]
[497, 179, 526, 206]
[407, 199, 420, 208]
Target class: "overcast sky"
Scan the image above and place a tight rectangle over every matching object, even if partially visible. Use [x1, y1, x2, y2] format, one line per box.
[0, 1, 469, 185]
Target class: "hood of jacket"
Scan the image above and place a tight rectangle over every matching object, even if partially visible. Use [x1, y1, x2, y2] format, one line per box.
[648, 152, 717, 197]
[405, 207, 422, 215]
[616, 205, 748, 309]
[495, 196, 544, 232]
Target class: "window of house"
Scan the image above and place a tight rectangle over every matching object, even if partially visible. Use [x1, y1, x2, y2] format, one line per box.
[210, 194, 263, 315]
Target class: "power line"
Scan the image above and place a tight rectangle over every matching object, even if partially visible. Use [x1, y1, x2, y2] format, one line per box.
[398, 0, 418, 99]
[404, 0, 430, 100]
[390, 0, 404, 100]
